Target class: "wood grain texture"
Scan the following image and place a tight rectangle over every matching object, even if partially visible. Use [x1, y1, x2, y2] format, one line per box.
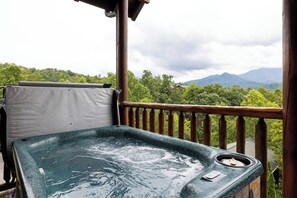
[128, 107, 134, 127]
[116, 0, 128, 125]
[122, 102, 282, 119]
[191, 113, 198, 143]
[142, 108, 147, 130]
[178, 112, 184, 139]
[149, 109, 155, 132]
[283, 0, 297, 197]
[203, 114, 211, 146]
[135, 108, 140, 128]
[158, 110, 164, 134]
[236, 116, 245, 154]
[168, 111, 174, 137]
[255, 118, 267, 198]
[219, 115, 227, 149]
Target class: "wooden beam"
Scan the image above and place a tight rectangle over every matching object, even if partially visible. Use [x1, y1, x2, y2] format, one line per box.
[283, 0, 297, 197]
[116, 0, 128, 125]
[122, 102, 283, 119]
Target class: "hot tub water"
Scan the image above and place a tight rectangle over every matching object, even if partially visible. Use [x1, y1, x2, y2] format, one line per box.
[32, 136, 204, 197]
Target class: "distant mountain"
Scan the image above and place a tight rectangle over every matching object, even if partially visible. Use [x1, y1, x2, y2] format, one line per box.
[183, 68, 282, 89]
[239, 68, 282, 84]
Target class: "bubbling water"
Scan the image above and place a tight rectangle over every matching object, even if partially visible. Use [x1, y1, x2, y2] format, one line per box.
[34, 136, 204, 198]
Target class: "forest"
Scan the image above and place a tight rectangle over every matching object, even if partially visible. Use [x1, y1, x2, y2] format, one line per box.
[0, 63, 282, 196]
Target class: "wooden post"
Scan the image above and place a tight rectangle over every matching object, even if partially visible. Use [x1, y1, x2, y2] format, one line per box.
[179, 112, 184, 139]
[135, 108, 140, 128]
[150, 109, 155, 132]
[142, 108, 147, 130]
[116, 0, 128, 125]
[255, 118, 267, 198]
[219, 115, 227, 149]
[203, 114, 211, 146]
[191, 112, 198, 142]
[236, 116, 245, 154]
[168, 111, 174, 137]
[128, 107, 134, 127]
[283, 0, 297, 197]
[159, 110, 165, 134]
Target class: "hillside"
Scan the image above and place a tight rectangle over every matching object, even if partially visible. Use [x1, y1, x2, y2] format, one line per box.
[239, 68, 282, 84]
[184, 68, 282, 89]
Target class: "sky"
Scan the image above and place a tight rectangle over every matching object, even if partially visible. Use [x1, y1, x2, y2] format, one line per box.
[0, 0, 282, 83]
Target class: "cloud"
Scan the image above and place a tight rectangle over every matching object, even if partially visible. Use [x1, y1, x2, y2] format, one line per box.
[129, 0, 282, 79]
[0, 0, 282, 82]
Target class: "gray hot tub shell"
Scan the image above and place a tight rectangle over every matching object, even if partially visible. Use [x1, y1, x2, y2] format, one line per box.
[13, 125, 263, 198]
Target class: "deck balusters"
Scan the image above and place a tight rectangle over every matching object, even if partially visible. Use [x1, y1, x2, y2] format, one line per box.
[236, 116, 245, 154]
[179, 112, 184, 139]
[168, 111, 174, 137]
[142, 108, 147, 130]
[128, 107, 134, 127]
[159, 110, 164, 134]
[121, 102, 283, 197]
[255, 118, 267, 198]
[219, 115, 227, 149]
[135, 107, 140, 128]
[191, 112, 198, 142]
[150, 109, 155, 132]
[203, 114, 211, 146]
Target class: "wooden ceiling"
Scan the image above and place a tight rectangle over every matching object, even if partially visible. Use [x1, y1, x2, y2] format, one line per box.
[75, 0, 149, 21]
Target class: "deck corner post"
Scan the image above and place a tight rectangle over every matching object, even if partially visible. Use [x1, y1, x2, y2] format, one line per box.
[116, 0, 129, 125]
[283, 0, 297, 197]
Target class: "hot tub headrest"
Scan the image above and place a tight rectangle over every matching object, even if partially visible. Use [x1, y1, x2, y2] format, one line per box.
[0, 82, 120, 171]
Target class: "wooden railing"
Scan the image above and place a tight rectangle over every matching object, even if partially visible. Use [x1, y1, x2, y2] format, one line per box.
[121, 101, 283, 198]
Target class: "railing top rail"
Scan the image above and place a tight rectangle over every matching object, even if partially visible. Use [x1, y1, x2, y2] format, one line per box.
[122, 101, 283, 120]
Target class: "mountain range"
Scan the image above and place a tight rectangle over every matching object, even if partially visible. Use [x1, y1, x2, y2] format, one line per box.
[183, 68, 282, 89]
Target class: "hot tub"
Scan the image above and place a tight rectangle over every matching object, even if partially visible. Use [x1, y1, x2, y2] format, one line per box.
[13, 125, 262, 198]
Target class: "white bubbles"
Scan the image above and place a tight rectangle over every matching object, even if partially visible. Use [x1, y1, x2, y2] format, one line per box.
[38, 136, 204, 197]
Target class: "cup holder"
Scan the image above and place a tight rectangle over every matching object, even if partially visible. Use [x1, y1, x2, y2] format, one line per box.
[215, 154, 253, 168]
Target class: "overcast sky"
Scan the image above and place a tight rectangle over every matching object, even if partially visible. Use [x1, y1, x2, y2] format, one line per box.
[0, 0, 282, 82]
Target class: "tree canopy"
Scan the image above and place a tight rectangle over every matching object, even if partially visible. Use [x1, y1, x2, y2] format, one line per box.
[0, 62, 283, 196]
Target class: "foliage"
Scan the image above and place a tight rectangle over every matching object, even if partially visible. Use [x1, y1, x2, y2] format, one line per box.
[182, 83, 248, 106]
[241, 90, 279, 107]
[0, 63, 22, 85]
[128, 71, 152, 102]
[268, 162, 277, 198]
[0, 62, 283, 195]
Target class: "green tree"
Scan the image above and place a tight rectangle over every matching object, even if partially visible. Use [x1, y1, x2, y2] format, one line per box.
[140, 70, 161, 102]
[0, 63, 22, 85]
[159, 74, 175, 103]
[128, 71, 152, 102]
[182, 83, 248, 106]
[257, 87, 282, 107]
[241, 90, 279, 108]
[224, 85, 248, 106]
[182, 83, 199, 104]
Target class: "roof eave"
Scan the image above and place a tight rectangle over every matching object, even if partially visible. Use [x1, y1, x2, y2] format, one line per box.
[75, 0, 149, 21]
